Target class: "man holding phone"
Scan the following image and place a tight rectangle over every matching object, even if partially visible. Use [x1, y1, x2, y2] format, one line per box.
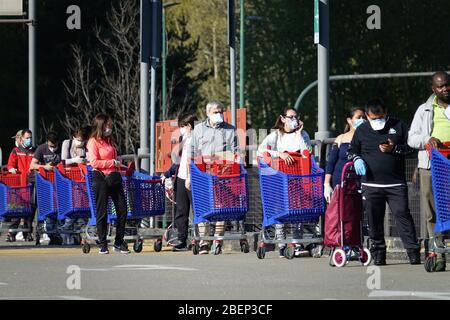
[348, 98, 420, 266]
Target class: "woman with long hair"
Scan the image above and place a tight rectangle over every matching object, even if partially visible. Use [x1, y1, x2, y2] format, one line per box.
[87, 114, 129, 254]
[323, 107, 366, 202]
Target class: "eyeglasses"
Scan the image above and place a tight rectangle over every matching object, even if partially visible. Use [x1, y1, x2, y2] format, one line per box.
[284, 115, 298, 120]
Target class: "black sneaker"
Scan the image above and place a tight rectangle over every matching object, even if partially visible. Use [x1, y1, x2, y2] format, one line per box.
[371, 246, 386, 266]
[99, 244, 109, 255]
[48, 236, 63, 246]
[114, 241, 131, 254]
[407, 249, 421, 265]
[199, 245, 209, 255]
[6, 233, 16, 242]
[172, 242, 188, 252]
[279, 247, 286, 258]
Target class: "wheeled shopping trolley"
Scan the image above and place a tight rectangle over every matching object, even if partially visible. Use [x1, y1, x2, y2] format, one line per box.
[257, 151, 325, 260]
[324, 162, 372, 267]
[190, 157, 250, 255]
[424, 144, 450, 272]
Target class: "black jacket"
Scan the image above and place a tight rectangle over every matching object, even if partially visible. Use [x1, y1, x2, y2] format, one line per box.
[347, 117, 413, 185]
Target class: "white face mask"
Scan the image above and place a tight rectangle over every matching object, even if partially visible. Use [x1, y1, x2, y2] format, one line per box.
[104, 128, 112, 137]
[287, 118, 299, 131]
[209, 113, 224, 125]
[369, 118, 386, 131]
[444, 107, 450, 121]
[179, 127, 187, 137]
[73, 139, 84, 147]
[49, 146, 57, 153]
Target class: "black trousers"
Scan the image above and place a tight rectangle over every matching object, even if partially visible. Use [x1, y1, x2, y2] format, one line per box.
[92, 171, 127, 246]
[362, 185, 419, 250]
[175, 178, 191, 243]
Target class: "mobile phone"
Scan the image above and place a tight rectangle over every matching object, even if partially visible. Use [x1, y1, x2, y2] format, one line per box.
[380, 140, 390, 145]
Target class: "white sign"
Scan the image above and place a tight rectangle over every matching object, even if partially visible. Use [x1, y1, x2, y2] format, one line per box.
[0, 0, 23, 16]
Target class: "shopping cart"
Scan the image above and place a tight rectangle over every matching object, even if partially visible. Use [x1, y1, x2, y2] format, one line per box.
[190, 156, 250, 255]
[35, 168, 59, 243]
[424, 143, 450, 272]
[257, 151, 325, 260]
[0, 172, 33, 239]
[54, 164, 90, 244]
[81, 165, 165, 254]
[324, 162, 372, 267]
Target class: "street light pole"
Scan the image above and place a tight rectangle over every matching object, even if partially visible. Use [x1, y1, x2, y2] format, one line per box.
[239, 0, 244, 109]
[29, 0, 36, 143]
[162, 7, 167, 120]
[228, 0, 237, 127]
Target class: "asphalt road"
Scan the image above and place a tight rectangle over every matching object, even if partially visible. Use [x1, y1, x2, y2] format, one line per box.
[0, 245, 449, 301]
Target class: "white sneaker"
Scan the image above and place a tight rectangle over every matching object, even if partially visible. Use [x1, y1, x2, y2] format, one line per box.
[15, 232, 24, 241]
[40, 233, 50, 244]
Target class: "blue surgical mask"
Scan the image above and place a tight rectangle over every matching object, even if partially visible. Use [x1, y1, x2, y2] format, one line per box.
[352, 119, 365, 129]
[24, 138, 32, 148]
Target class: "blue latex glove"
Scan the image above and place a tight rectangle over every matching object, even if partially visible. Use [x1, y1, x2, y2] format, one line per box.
[354, 159, 366, 176]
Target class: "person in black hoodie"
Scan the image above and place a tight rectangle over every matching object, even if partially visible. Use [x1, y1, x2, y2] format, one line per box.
[347, 98, 421, 266]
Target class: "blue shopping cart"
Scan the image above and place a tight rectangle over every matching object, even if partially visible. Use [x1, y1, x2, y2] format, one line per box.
[190, 157, 250, 255]
[82, 165, 165, 254]
[257, 152, 325, 259]
[424, 146, 450, 272]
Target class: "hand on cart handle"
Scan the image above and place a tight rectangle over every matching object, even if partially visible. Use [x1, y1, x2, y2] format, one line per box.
[43, 163, 54, 171]
[279, 152, 295, 165]
[427, 137, 442, 149]
[8, 168, 17, 174]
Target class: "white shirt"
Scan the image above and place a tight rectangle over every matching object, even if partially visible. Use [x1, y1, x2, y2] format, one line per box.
[257, 130, 310, 158]
[177, 136, 191, 180]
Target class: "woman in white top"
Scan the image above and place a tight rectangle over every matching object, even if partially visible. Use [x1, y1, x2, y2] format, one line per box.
[162, 114, 197, 251]
[257, 107, 312, 258]
[61, 127, 90, 165]
[60, 127, 90, 245]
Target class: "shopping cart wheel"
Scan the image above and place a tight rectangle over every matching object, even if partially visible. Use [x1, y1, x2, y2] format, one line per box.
[192, 244, 200, 255]
[256, 247, 266, 259]
[82, 243, 91, 254]
[284, 246, 295, 260]
[133, 240, 143, 253]
[360, 248, 372, 266]
[424, 255, 437, 273]
[154, 239, 163, 252]
[331, 248, 347, 267]
[240, 240, 250, 254]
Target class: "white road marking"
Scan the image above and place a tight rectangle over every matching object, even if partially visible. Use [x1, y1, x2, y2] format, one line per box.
[369, 290, 450, 300]
[112, 265, 198, 271]
[0, 295, 93, 300]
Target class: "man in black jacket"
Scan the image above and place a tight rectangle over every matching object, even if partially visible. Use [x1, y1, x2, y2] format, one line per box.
[348, 98, 421, 265]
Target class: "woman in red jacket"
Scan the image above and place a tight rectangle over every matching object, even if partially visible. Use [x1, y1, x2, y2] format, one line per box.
[87, 114, 129, 254]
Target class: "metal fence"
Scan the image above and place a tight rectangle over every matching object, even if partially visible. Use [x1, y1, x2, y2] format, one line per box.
[134, 140, 425, 239]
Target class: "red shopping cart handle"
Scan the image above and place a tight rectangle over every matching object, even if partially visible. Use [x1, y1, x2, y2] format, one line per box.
[425, 142, 450, 160]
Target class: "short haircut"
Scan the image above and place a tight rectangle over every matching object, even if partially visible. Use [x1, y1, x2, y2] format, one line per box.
[178, 113, 197, 128]
[46, 131, 59, 144]
[206, 101, 224, 114]
[431, 71, 449, 85]
[365, 98, 387, 115]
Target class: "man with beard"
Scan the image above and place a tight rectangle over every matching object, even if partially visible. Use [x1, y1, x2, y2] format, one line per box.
[408, 71, 450, 272]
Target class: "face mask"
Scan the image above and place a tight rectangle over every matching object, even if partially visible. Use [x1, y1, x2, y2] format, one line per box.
[444, 107, 450, 121]
[24, 138, 32, 148]
[73, 139, 84, 147]
[104, 128, 112, 137]
[352, 119, 365, 129]
[49, 146, 57, 153]
[369, 118, 386, 131]
[179, 127, 187, 137]
[287, 118, 299, 131]
[209, 113, 224, 125]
